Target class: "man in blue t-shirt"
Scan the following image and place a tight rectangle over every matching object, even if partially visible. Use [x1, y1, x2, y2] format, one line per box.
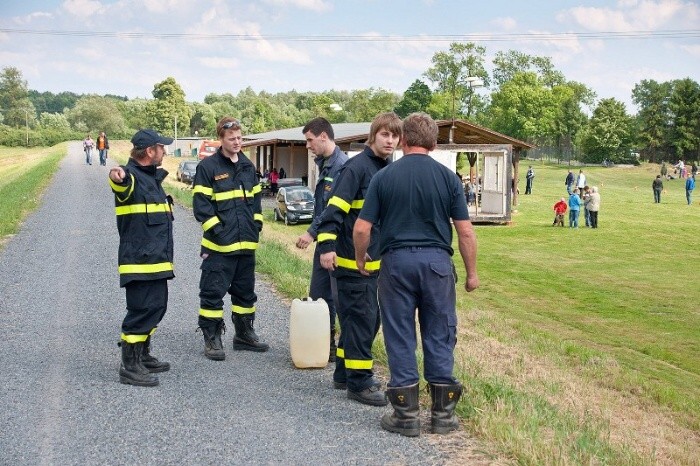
[354, 112, 479, 437]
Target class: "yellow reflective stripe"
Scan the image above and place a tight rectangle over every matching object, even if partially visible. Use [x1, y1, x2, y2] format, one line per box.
[317, 233, 337, 243]
[231, 304, 255, 315]
[149, 327, 157, 335]
[336, 348, 345, 359]
[254, 213, 263, 222]
[252, 184, 262, 194]
[121, 333, 148, 343]
[336, 256, 381, 271]
[351, 199, 364, 209]
[112, 174, 135, 203]
[328, 196, 351, 213]
[115, 203, 170, 216]
[199, 308, 224, 319]
[109, 178, 129, 193]
[214, 189, 256, 201]
[323, 177, 334, 182]
[201, 238, 258, 253]
[118, 262, 174, 274]
[202, 216, 220, 231]
[193, 185, 213, 197]
[345, 359, 373, 370]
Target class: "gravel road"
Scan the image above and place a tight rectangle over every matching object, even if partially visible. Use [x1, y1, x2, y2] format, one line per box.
[0, 142, 451, 465]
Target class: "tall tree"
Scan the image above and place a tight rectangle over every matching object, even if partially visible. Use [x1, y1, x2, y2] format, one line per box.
[0, 66, 35, 127]
[668, 78, 700, 160]
[552, 81, 595, 161]
[492, 51, 564, 88]
[394, 80, 432, 117]
[146, 77, 191, 136]
[579, 98, 633, 163]
[66, 95, 127, 136]
[346, 88, 400, 122]
[632, 79, 672, 162]
[424, 42, 488, 120]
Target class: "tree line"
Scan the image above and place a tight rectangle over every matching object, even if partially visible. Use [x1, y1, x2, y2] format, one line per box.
[1, 41, 698, 163]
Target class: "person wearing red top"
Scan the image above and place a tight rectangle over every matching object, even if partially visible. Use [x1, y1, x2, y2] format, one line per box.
[552, 198, 567, 226]
[269, 168, 279, 194]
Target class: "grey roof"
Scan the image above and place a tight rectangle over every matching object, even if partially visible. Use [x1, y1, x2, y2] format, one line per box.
[243, 123, 371, 145]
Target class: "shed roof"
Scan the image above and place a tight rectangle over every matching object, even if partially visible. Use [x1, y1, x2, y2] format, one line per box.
[241, 119, 534, 150]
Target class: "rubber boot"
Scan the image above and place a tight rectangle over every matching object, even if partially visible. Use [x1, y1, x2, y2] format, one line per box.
[200, 320, 226, 361]
[429, 382, 463, 434]
[232, 313, 269, 352]
[380, 383, 420, 437]
[119, 342, 159, 387]
[329, 327, 337, 363]
[141, 336, 170, 373]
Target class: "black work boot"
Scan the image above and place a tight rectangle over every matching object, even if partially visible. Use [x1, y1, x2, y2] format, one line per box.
[429, 382, 463, 434]
[200, 320, 226, 361]
[141, 336, 170, 373]
[329, 327, 337, 363]
[119, 342, 159, 387]
[348, 384, 387, 407]
[232, 314, 269, 352]
[381, 384, 420, 437]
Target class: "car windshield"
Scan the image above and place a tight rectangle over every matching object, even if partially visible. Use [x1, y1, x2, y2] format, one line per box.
[183, 162, 198, 170]
[286, 189, 314, 202]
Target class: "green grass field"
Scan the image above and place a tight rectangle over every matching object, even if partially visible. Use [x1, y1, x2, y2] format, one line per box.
[8, 144, 697, 464]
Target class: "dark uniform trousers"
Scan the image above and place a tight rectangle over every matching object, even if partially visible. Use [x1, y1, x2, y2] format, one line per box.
[333, 269, 380, 392]
[122, 279, 168, 339]
[198, 253, 257, 325]
[378, 247, 458, 387]
[310, 246, 338, 333]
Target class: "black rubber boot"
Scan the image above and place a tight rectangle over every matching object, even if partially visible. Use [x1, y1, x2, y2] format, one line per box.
[141, 336, 170, 373]
[232, 313, 269, 352]
[200, 320, 226, 361]
[429, 382, 463, 434]
[381, 383, 420, 437]
[119, 342, 159, 387]
[329, 327, 337, 363]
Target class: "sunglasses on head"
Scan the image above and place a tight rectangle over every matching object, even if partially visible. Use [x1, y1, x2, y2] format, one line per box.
[222, 119, 240, 129]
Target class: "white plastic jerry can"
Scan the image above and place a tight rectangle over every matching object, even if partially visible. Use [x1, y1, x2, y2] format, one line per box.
[289, 298, 330, 368]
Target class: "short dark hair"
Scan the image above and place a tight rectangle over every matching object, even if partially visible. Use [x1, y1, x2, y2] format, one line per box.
[302, 117, 334, 140]
[403, 112, 437, 151]
[216, 117, 242, 138]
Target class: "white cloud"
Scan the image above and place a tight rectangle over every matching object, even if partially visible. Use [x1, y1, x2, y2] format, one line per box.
[197, 56, 240, 69]
[12, 11, 53, 25]
[491, 16, 517, 31]
[557, 0, 700, 31]
[62, 0, 103, 19]
[261, 0, 332, 11]
[680, 44, 700, 57]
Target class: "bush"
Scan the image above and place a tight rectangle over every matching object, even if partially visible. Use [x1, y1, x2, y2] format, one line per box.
[0, 124, 83, 147]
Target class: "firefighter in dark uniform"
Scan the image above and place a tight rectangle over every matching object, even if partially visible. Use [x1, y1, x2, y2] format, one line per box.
[193, 117, 267, 361]
[316, 113, 403, 406]
[295, 117, 348, 362]
[354, 113, 479, 436]
[108, 129, 174, 387]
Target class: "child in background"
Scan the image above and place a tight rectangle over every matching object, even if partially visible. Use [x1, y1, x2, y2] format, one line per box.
[552, 197, 567, 226]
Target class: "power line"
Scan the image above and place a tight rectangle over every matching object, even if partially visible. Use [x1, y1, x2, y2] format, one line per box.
[1, 28, 699, 42]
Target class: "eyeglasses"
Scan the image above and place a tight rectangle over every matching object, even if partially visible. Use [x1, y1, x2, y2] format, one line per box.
[222, 119, 240, 129]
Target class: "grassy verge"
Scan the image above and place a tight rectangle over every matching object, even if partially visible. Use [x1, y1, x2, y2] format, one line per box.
[114, 145, 698, 464]
[0, 144, 66, 246]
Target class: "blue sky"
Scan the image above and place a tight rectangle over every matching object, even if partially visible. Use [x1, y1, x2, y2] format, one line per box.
[0, 0, 698, 113]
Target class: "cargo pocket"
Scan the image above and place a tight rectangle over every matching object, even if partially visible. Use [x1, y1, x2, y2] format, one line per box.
[199, 257, 225, 293]
[429, 261, 458, 345]
[338, 281, 370, 317]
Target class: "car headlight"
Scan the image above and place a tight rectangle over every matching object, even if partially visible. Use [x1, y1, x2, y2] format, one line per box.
[287, 205, 298, 211]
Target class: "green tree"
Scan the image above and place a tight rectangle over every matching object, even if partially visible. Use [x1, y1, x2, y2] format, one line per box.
[492, 51, 564, 88]
[668, 78, 700, 160]
[346, 88, 400, 122]
[189, 102, 217, 137]
[394, 80, 432, 117]
[66, 95, 127, 136]
[0, 66, 35, 128]
[579, 98, 633, 163]
[552, 81, 595, 161]
[632, 79, 672, 162]
[146, 77, 192, 136]
[39, 112, 71, 132]
[486, 72, 557, 143]
[29, 90, 80, 114]
[118, 98, 150, 133]
[424, 42, 488, 119]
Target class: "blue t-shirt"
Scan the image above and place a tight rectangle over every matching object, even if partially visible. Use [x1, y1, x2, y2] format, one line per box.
[358, 154, 468, 256]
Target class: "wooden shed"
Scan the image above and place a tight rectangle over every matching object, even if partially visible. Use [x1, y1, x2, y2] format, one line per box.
[242, 119, 534, 224]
